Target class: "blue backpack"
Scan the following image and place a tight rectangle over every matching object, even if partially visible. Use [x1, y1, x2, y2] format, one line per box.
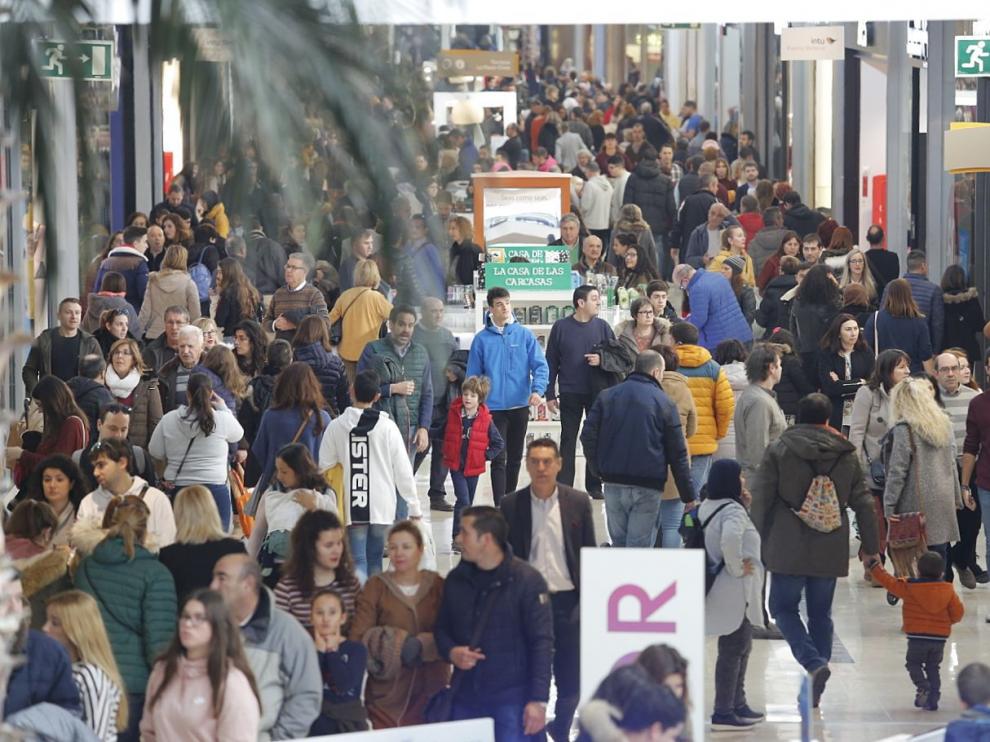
[190, 247, 214, 301]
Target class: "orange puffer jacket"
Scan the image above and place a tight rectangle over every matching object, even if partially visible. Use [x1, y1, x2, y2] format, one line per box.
[674, 344, 735, 456]
[871, 564, 964, 638]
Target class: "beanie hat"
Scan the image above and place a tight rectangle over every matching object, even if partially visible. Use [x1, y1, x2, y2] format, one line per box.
[707, 459, 742, 501]
[724, 255, 746, 275]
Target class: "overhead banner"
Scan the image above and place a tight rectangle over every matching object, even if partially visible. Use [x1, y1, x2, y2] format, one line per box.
[780, 25, 846, 61]
[581, 548, 705, 741]
[438, 50, 519, 77]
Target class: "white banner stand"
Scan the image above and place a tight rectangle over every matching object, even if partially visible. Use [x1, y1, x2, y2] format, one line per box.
[303, 717, 494, 741]
[580, 547, 705, 740]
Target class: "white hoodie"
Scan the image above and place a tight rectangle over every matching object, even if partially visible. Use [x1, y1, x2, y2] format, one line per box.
[318, 406, 421, 525]
[579, 174, 615, 230]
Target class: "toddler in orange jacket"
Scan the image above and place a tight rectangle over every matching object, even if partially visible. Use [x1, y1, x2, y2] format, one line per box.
[870, 551, 964, 711]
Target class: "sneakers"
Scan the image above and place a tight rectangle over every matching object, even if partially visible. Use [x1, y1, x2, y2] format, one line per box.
[710, 712, 758, 731]
[811, 665, 831, 708]
[914, 688, 929, 708]
[959, 567, 978, 590]
[733, 705, 765, 723]
[976, 567, 990, 584]
[430, 498, 454, 512]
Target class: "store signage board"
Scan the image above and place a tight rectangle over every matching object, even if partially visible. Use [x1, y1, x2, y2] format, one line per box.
[484, 244, 572, 291]
[37, 40, 115, 81]
[956, 36, 990, 77]
[438, 50, 519, 78]
[780, 26, 845, 61]
[581, 548, 705, 742]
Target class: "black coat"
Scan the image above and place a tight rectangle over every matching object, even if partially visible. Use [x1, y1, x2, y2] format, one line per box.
[622, 159, 676, 238]
[449, 240, 483, 286]
[756, 275, 797, 337]
[866, 249, 901, 295]
[816, 348, 875, 429]
[434, 547, 553, 708]
[158, 538, 247, 602]
[66, 377, 114, 441]
[942, 288, 985, 363]
[673, 190, 717, 250]
[772, 352, 815, 418]
[783, 203, 825, 239]
[293, 342, 349, 416]
[500, 484, 597, 594]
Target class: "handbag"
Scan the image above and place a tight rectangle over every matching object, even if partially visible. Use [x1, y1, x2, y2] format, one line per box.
[291, 410, 313, 444]
[424, 588, 501, 723]
[330, 288, 370, 345]
[160, 436, 196, 499]
[886, 426, 928, 576]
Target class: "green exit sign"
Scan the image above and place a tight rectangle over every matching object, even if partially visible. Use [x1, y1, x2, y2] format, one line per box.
[956, 36, 990, 78]
[37, 40, 114, 81]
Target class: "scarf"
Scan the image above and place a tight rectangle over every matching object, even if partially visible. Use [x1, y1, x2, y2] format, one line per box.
[105, 366, 141, 398]
[347, 409, 381, 524]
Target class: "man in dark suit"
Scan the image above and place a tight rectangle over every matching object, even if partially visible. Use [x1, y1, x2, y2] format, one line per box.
[501, 438, 597, 742]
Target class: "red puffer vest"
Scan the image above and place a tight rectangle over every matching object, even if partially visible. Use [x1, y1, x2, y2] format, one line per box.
[442, 398, 492, 477]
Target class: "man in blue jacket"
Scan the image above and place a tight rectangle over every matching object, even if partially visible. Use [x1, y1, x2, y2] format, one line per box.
[672, 263, 753, 351]
[582, 350, 697, 547]
[946, 662, 990, 740]
[467, 287, 549, 505]
[880, 249, 944, 353]
[435, 506, 554, 741]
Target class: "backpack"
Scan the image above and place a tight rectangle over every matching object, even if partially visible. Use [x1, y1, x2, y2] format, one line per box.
[793, 458, 842, 533]
[680, 502, 732, 594]
[190, 246, 215, 301]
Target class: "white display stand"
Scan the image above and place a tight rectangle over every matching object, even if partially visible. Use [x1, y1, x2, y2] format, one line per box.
[304, 717, 494, 742]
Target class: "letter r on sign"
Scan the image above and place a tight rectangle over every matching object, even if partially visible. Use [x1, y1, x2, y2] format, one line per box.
[607, 582, 677, 633]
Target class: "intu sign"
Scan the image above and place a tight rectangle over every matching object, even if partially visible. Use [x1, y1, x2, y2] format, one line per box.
[780, 25, 846, 62]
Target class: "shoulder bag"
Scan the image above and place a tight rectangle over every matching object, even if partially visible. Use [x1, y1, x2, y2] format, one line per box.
[330, 288, 371, 345]
[886, 425, 928, 577]
[160, 436, 196, 500]
[424, 587, 501, 723]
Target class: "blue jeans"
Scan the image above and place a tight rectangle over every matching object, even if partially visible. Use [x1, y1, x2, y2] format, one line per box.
[657, 499, 684, 548]
[203, 482, 231, 532]
[977, 488, 990, 568]
[768, 573, 837, 672]
[690, 454, 713, 495]
[451, 700, 544, 742]
[450, 470, 479, 539]
[348, 524, 389, 584]
[604, 483, 661, 548]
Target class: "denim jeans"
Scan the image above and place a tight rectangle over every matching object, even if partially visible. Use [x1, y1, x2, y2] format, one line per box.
[657, 499, 684, 548]
[604, 483, 661, 548]
[690, 454, 713, 495]
[768, 573, 837, 672]
[348, 524, 389, 584]
[976, 488, 990, 569]
[202, 482, 232, 532]
[451, 700, 545, 742]
[450, 470, 479, 539]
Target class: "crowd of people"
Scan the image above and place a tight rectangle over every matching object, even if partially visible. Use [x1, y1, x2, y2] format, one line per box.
[4, 63, 990, 742]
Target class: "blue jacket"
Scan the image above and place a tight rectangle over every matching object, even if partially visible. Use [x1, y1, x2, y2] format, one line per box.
[397, 241, 445, 304]
[686, 269, 753, 350]
[903, 272, 945, 352]
[434, 547, 553, 708]
[581, 372, 697, 498]
[467, 319, 549, 411]
[293, 341, 350, 415]
[251, 406, 332, 501]
[865, 310, 934, 374]
[4, 629, 81, 718]
[946, 705, 990, 741]
[683, 215, 740, 268]
[94, 245, 149, 315]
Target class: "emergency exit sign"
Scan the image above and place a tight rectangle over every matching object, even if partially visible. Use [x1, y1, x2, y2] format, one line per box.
[956, 36, 990, 78]
[37, 40, 114, 81]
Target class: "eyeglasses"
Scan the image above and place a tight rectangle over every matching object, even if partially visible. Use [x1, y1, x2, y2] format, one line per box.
[179, 613, 208, 626]
[111, 348, 133, 356]
[848, 258, 865, 264]
[284, 264, 305, 272]
[637, 309, 655, 316]
[202, 330, 217, 337]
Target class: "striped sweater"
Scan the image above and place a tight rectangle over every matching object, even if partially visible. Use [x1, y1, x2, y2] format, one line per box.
[263, 284, 329, 341]
[73, 661, 121, 742]
[941, 384, 978, 453]
[274, 575, 360, 632]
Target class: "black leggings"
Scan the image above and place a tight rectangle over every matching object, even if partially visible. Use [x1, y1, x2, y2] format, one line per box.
[490, 407, 530, 506]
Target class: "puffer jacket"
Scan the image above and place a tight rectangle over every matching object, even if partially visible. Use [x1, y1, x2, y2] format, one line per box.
[750, 424, 878, 577]
[621, 158, 676, 237]
[94, 245, 149, 314]
[205, 201, 231, 237]
[74, 537, 177, 693]
[138, 270, 201, 339]
[713, 361, 748, 461]
[870, 564, 964, 638]
[293, 341, 350, 415]
[83, 293, 142, 338]
[674, 344, 735, 456]
[661, 371, 697, 502]
[685, 268, 753, 349]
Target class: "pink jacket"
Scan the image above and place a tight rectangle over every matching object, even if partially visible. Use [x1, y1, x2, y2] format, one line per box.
[140, 656, 259, 742]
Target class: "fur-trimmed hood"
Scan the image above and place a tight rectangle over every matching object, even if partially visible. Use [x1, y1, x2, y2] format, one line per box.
[69, 516, 160, 557]
[944, 287, 979, 304]
[577, 700, 625, 742]
[15, 549, 70, 598]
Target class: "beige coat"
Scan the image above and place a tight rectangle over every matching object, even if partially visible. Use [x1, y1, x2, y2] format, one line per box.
[661, 371, 697, 501]
[138, 270, 201, 339]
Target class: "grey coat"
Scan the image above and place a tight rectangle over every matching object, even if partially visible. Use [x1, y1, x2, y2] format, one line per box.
[700, 498, 765, 636]
[847, 385, 890, 489]
[751, 424, 878, 577]
[883, 420, 962, 546]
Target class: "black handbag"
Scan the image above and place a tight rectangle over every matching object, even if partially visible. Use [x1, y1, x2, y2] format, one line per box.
[330, 288, 370, 345]
[424, 588, 501, 723]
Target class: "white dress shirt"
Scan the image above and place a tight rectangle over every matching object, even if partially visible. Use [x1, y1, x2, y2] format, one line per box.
[530, 488, 575, 593]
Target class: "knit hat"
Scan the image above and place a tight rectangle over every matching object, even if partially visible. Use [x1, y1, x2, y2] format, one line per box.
[707, 459, 742, 501]
[724, 255, 746, 275]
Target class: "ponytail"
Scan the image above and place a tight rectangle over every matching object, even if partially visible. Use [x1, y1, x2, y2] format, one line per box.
[104, 495, 150, 559]
[182, 373, 216, 436]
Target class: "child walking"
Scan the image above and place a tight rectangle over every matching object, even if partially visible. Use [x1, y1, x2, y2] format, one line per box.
[869, 551, 965, 710]
[441, 375, 504, 551]
[309, 589, 370, 734]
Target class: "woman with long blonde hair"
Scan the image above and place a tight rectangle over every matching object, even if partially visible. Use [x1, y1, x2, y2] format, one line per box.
[884, 376, 965, 562]
[839, 248, 878, 306]
[44, 590, 128, 740]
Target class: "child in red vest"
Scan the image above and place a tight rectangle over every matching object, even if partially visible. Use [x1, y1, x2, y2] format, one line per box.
[441, 375, 504, 552]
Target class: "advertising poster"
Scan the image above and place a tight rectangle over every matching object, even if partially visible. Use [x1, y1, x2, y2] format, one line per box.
[482, 187, 562, 246]
[581, 548, 705, 741]
[484, 244, 572, 291]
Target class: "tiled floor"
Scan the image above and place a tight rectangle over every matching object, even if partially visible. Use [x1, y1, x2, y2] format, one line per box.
[414, 454, 985, 741]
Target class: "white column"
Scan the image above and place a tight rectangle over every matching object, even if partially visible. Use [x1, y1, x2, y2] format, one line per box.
[695, 25, 718, 127]
[592, 25, 606, 81]
[925, 21, 955, 279]
[48, 81, 80, 310]
[789, 61, 815, 206]
[573, 25, 586, 74]
[885, 21, 911, 262]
